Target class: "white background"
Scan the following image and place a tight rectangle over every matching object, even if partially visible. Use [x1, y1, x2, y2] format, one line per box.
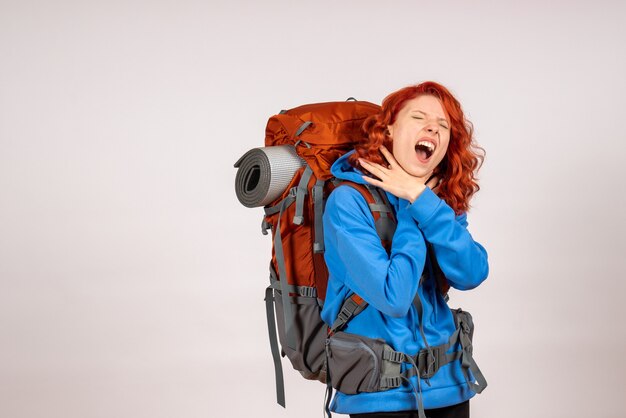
[1, 1, 625, 417]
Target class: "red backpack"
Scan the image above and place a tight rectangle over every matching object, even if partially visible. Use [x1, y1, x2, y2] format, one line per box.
[236, 99, 389, 404]
[234, 99, 453, 408]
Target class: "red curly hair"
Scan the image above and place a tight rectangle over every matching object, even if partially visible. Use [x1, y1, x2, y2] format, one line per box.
[347, 81, 485, 215]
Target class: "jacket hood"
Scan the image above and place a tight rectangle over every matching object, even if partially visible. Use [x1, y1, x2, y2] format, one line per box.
[331, 150, 368, 185]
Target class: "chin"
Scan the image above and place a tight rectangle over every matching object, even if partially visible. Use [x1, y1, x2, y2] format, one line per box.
[399, 158, 431, 177]
[407, 164, 430, 177]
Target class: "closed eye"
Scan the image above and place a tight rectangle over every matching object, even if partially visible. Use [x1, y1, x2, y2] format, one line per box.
[414, 116, 449, 129]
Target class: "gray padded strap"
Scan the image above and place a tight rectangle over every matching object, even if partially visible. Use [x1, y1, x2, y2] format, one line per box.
[273, 188, 298, 350]
[367, 186, 388, 217]
[329, 296, 368, 334]
[366, 185, 383, 201]
[293, 166, 313, 225]
[313, 179, 325, 253]
[368, 203, 392, 213]
[377, 186, 393, 208]
[264, 284, 285, 407]
[367, 185, 396, 242]
[331, 181, 396, 241]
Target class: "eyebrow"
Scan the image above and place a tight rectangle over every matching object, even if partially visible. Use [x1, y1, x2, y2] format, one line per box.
[411, 110, 449, 122]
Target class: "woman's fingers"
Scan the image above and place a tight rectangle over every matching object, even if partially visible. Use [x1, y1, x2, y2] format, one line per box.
[360, 144, 397, 175]
[379, 145, 398, 168]
[361, 174, 383, 188]
[359, 158, 387, 177]
[361, 146, 442, 201]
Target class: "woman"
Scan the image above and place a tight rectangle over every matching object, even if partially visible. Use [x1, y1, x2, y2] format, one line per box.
[321, 81, 489, 418]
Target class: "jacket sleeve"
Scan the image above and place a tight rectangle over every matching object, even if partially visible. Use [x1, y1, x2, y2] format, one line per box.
[407, 187, 489, 290]
[323, 185, 427, 317]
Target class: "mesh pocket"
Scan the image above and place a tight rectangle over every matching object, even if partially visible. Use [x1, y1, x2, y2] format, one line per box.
[326, 331, 388, 394]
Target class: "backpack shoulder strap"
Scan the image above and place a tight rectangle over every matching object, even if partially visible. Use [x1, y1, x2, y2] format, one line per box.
[336, 179, 451, 300]
[327, 180, 398, 334]
[332, 179, 397, 249]
[328, 293, 368, 335]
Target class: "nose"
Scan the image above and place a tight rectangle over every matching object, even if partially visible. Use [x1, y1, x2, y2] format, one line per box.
[426, 122, 439, 136]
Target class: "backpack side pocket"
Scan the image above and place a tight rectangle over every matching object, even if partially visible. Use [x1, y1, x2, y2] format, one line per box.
[326, 331, 400, 394]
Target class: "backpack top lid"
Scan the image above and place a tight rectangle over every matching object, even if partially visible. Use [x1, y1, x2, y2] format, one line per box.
[264, 100, 381, 181]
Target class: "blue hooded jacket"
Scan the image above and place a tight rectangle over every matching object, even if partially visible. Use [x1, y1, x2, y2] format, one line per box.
[320, 150, 489, 414]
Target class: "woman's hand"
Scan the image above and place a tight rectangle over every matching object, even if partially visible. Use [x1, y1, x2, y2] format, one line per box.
[359, 145, 440, 203]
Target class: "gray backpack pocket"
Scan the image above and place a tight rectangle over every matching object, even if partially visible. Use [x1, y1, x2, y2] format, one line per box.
[325, 331, 401, 394]
[273, 289, 327, 382]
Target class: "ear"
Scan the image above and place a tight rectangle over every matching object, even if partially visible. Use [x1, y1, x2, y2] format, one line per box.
[386, 125, 393, 137]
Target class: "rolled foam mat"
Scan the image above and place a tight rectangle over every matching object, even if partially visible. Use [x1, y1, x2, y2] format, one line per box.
[234, 145, 306, 208]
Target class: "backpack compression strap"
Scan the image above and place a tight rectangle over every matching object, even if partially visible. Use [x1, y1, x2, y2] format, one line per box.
[264, 264, 286, 407]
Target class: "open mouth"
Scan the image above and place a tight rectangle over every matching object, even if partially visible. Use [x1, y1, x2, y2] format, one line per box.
[415, 142, 434, 162]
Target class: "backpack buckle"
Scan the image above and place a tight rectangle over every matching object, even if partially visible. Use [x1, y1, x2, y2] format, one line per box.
[416, 348, 440, 379]
[336, 306, 352, 324]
